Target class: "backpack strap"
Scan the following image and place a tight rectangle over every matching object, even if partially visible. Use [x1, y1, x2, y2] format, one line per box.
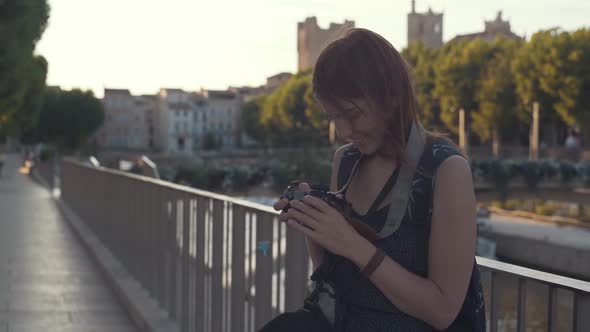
[378, 121, 427, 238]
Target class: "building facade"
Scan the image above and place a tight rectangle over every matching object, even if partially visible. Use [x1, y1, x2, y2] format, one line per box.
[450, 11, 522, 43]
[155, 88, 194, 156]
[152, 88, 244, 155]
[297, 16, 355, 72]
[266, 72, 293, 93]
[98, 89, 155, 151]
[407, 0, 444, 48]
[195, 89, 242, 151]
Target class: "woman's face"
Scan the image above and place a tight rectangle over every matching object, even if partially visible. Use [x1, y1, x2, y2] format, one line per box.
[320, 97, 389, 157]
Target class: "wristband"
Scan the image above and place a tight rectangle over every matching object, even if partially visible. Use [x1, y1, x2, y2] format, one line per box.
[361, 248, 386, 277]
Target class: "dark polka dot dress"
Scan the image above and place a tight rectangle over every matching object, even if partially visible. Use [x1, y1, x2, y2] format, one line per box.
[321, 138, 486, 331]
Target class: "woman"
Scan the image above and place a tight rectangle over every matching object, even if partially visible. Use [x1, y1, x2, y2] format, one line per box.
[271, 28, 485, 331]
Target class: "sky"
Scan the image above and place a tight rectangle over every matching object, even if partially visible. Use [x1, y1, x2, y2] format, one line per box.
[35, 0, 590, 98]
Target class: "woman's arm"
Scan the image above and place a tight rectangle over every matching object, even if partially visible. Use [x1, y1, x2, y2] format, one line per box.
[348, 155, 477, 330]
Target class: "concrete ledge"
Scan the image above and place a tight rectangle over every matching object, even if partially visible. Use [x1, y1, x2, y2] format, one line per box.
[55, 199, 180, 332]
[480, 230, 590, 282]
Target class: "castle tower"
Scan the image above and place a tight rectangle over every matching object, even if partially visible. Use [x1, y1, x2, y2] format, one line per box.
[297, 17, 355, 72]
[407, 1, 443, 48]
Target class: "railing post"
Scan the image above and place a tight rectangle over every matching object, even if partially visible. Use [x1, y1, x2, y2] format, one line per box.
[181, 194, 191, 332]
[283, 220, 309, 312]
[517, 278, 527, 332]
[255, 212, 274, 330]
[231, 205, 246, 332]
[547, 286, 558, 332]
[155, 186, 166, 305]
[167, 192, 178, 319]
[211, 199, 225, 332]
[194, 196, 206, 331]
[574, 292, 590, 332]
[490, 271, 499, 332]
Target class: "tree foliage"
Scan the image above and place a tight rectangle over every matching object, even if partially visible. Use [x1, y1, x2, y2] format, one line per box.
[402, 43, 443, 129]
[0, 0, 50, 133]
[472, 38, 522, 144]
[36, 87, 105, 151]
[240, 95, 268, 145]
[249, 72, 327, 147]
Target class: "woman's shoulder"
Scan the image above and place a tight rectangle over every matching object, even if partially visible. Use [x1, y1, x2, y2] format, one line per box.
[415, 136, 465, 176]
[428, 136, 465, 170]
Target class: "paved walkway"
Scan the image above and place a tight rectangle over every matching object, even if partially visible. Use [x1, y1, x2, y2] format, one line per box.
[0, 154, 137, 332]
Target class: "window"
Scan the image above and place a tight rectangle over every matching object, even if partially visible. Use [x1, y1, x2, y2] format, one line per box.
[434, 23, 441, 34]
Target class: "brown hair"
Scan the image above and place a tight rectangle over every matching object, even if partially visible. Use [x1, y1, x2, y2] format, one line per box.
[312, 28, 420, 164]
[313, 28, 417, 162]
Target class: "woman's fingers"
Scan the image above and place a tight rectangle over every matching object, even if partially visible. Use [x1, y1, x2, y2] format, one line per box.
[286, 219, 317, 240]
[288, 208, 320, 230]
[289, 200, 323, 221]
[301, 195, 331, 214]
[273, 197, 289, 211]
[279, 211, 290, 222]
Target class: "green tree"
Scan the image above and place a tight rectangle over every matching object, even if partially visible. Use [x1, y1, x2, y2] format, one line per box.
[13, 56, 48, 143]
[240, 95, 268, 145]
[402, 43, 443, 130]
[36, 87, 105, 151]
[512, 30, 564, 145]
[472, 38, 522, 151]
[0, 0, 50, 130]
[260, 72, 327, 147]
[434, 39, 493, 135]
[543, 29, 590, 142]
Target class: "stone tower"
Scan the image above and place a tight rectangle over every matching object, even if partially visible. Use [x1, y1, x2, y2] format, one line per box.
[407, 1, 443, 48]
[297, 17, 355, 72]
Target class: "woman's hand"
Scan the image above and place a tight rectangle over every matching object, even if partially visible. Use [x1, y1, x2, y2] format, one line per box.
[285, 194, 368, 259]
[272, 181, 311, 221]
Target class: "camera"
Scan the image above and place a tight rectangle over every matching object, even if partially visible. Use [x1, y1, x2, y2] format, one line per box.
[280, 180, 349, 214]
[279, 180, 380, 243]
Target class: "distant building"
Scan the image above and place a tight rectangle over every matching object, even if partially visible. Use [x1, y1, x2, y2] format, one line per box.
[228, 85, 266, 102]
[155, 88, 194, 156]
[450, 11, 522, 43]
[98, 89, 155, 151]
[407, 0, 443, 48]
[407, 3, 521, 48]
[152, 88, 244, 155]
[196, 89, 242, 151]
[266, 72, 293, 93]
[297, 16, 355, 72]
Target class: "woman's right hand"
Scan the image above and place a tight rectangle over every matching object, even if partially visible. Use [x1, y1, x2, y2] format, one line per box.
[273, 181, 311, 222]
[274, 181, 324, 269]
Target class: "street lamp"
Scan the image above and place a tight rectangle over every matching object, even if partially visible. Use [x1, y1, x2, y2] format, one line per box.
[451, 107, 468, 155]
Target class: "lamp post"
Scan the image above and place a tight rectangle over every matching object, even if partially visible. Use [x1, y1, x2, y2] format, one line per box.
[451, 107, 468, 156]
[329, 120, 336, 146]
[529, 102, 540, 160]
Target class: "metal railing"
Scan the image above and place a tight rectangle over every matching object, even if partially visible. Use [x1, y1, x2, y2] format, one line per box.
[60, 158, 590, 332]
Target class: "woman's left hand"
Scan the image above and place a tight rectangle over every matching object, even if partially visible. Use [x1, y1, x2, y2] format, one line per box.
[286, 194, 368, 259]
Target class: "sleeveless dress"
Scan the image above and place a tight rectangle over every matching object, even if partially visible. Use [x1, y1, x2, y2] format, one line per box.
[321, 138, 486, 331]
